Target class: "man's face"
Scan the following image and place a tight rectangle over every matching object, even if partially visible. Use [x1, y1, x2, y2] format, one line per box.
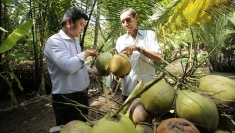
[71, 18, 86, 37]
[120, 11, 138, 32]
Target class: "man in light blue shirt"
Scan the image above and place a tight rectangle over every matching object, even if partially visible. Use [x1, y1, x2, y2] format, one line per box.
[116, 8, 163, 102]
[44, 6, 101, 126]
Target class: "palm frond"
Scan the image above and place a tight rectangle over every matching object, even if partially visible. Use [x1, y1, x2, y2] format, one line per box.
[99, 0, 160, 46]
[156, 0, 235, 34]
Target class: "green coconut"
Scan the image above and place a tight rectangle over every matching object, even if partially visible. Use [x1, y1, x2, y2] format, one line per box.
[176, 90, 219, 132]
[125, 98, 153, 124]
[140, 79, 175, 114]
[91, 113, 137, 133]
[198, 75, 235, 105]
[109, 53, 131, 77]
[60, 120, 92, 133]
[95, 52, 112, 75]
[136, 124, 154, 133]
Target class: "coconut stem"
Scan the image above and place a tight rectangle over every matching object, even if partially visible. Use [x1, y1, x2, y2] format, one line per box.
[102, 83, 114, 116]
[112, 73, 165, 117]
[90, 73, 116, 116]
[120, 80, 144, 114]
[114, 78, 122, 94]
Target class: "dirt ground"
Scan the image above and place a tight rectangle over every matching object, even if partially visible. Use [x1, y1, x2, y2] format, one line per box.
[0, 87, 122, 133]
[0, 96, 55, 133]
[0, 72, 234, 133]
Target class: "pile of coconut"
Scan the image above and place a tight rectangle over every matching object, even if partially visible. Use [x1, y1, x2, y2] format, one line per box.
[60, 52, 235, 133]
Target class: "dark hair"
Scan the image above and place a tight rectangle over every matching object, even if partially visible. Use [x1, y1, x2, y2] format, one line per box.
[61, 6, 88, 27]
[121, 8, 137, 17]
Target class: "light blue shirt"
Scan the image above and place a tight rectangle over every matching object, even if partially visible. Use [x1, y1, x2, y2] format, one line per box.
[116, 30, 162, 96]
[44, 30, 90, 94]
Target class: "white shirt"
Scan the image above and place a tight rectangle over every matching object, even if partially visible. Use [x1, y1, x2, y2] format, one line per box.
[44, 30, 90, 94]
[116, 30, 162, 96]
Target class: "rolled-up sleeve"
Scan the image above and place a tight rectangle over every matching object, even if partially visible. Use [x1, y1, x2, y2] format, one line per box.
[147, 30, 162, 54]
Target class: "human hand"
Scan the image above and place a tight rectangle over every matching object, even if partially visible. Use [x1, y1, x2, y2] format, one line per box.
[120, 45, 139, 56]
[84, 49, 99, 57]
[89, 69, 110, 76]
[97, 71, 110, 76]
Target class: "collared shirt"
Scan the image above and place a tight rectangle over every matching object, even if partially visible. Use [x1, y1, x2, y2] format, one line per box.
[44, 30, 90, 94]
[116, 29, 162, 96]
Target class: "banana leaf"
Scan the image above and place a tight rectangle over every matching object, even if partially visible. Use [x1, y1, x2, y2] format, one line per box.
[0, 19, 33, 53]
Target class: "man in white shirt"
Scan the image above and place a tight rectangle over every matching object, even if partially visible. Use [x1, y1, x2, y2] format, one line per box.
[116, 8, 163, 102]
[44, 6, 101, 126]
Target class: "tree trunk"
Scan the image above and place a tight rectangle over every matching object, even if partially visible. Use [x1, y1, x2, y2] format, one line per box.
[38, 1, 48, 95]
[30, 0, 42, 94]
[0, 0, 2, 68]
[81, 0, 97, 50]
[93, 1, 100, 49]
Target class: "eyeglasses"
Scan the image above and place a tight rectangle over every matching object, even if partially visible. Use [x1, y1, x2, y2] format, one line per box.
[121, 18, 134, 24]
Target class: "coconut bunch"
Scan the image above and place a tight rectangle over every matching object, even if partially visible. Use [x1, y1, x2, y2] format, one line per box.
[120, 75, 200, 133]
[163, 64, 235, 132]
[95, 52, 131, 78]
[170, 76, 234, 133]
[114, 54, 235, 133]
[163, 56, 235, 132]
[61, 51, 235, 133]
[118, 75, 202, 133]
[58, 70, 235, 133]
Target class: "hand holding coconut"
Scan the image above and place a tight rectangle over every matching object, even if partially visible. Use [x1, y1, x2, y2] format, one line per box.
[85, 50, 110, 76]
[121, 45, 162, 62]
[88, 69, 103, 76]
[83, 49, 99, 59]
[120, 45, 139, 56]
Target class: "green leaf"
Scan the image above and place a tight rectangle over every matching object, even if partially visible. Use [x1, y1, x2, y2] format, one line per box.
[0, 27, 8, 32]
[155, 0, 235, 33]
[0, 19, 33, 53]
[2, 54, 30, 61]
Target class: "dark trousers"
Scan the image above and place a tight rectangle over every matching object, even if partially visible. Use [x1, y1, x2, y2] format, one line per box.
[52, 92, 89, 126]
